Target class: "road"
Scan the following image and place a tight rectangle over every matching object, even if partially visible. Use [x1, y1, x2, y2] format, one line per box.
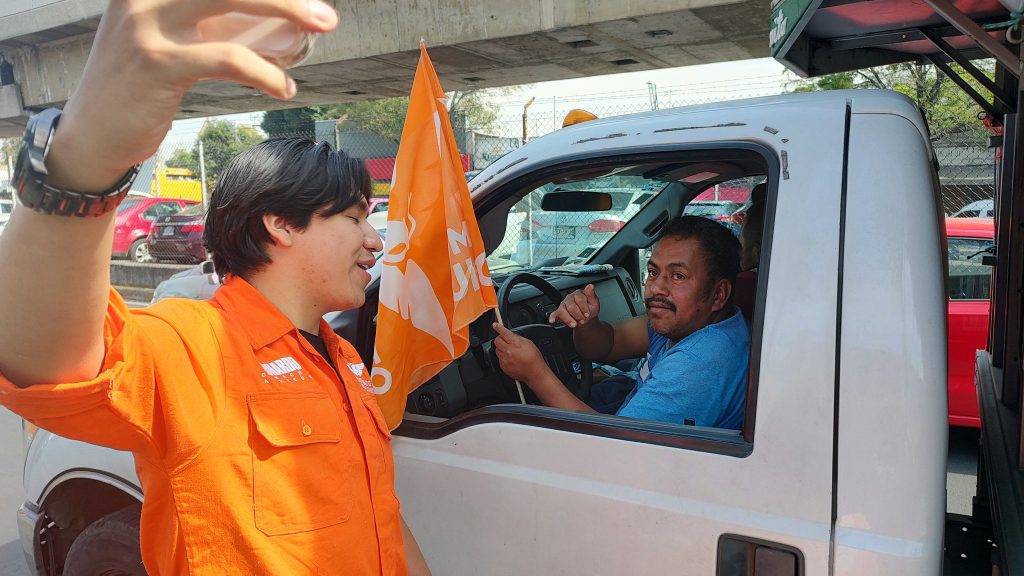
[0, 407, 983, 576]
[0, 408, 29, 576]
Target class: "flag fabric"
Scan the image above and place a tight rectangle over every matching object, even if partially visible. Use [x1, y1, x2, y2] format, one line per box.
[370, 42, 498, 429]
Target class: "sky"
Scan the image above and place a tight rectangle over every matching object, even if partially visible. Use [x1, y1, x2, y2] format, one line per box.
[161, 57, 790, 153]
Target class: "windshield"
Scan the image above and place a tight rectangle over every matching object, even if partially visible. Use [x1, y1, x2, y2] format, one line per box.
[487, 175, 654, 273]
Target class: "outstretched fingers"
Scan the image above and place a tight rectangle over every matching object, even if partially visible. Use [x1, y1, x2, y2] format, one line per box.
[174, 42, 297, 99]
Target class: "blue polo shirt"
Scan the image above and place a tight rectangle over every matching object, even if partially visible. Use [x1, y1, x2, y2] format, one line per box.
[616, 308, 749, 429]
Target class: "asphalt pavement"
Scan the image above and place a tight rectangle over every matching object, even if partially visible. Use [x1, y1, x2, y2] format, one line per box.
[0, 408, 29, 576]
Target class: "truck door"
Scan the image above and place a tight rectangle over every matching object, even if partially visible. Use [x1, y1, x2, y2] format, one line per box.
[390, 99, 849, 575]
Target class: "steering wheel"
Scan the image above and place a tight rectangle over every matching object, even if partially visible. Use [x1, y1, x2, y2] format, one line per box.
[490, 272, 593, 403]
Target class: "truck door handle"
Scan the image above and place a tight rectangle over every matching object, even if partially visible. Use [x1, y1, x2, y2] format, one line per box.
[717, 534, 802, 576]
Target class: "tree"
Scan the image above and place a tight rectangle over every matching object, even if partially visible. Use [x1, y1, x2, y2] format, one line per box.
[260, 87, 519, 145]
[261, 106, 321, 138]
[167, 120, 263, 188]
[787, 62, 992, 143]
[165, 148, 198, 174]
[0, 138, 18, 186]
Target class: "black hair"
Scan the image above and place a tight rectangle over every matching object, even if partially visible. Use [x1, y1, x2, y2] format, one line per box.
[659, 215, 741, 291]
[203, 138, 372, 278]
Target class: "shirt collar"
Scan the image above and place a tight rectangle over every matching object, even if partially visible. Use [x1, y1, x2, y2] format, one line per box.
[212, 275, 297, 350]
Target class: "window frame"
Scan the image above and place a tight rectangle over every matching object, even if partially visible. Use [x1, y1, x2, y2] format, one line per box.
[947, 235, 994, 302]
[394, 143, 780, 457]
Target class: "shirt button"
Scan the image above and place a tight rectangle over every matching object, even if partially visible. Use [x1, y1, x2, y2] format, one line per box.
[301, 424, 312, 436]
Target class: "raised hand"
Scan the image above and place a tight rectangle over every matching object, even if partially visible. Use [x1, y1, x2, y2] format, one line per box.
[49, 0, 339, 192]
[548, 284, 601, 329]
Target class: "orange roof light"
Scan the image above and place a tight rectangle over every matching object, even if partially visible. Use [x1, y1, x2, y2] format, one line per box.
[562, 109, 598, 128]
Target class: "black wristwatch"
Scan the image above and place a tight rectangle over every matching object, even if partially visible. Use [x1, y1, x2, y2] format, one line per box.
[13, 108, 140, 217]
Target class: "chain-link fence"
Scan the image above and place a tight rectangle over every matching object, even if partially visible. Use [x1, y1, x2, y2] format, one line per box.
[0, 63, 1001, 302]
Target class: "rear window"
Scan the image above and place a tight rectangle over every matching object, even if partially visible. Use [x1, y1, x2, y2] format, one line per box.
[179, 203, 206, 217]
[948, 237, 993, 300]
[117, 198, 143, 213]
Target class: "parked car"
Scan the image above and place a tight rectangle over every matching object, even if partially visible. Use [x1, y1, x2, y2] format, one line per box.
[683, 200, 740, 222]
[951, 198, 994, 218]
[946, 216, 994, 428]
[0, 198, 12, 235]
[147, 203, 207, 263]
[113, 197, 196, 262]
[510, 187, 648, 265]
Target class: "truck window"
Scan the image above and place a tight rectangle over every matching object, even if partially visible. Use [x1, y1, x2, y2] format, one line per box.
[948, 237, 993, 300]
[399, 146, 777, 456]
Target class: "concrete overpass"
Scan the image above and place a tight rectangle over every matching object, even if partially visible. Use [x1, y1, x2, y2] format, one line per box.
[0, 0, 768, 136]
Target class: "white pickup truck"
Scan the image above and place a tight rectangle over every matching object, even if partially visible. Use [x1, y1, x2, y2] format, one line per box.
[16, 89, 956, 575]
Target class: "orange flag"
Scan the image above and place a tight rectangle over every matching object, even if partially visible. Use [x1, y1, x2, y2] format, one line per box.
[370, 42, 497, 429]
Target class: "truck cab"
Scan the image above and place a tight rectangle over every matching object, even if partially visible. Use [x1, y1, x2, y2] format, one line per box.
[18, 90, 949, 575]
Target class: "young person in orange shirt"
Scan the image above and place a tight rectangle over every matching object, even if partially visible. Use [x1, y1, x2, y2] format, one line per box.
[0, 1, 429, 574]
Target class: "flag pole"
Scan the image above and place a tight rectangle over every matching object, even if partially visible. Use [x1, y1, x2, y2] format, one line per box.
[492, 307, 527, 404]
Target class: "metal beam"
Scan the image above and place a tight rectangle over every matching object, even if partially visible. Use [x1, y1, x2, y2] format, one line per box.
[922, 28, 1014, 113]
[926, 55, 1002, 120]
[829, 18, 1009, 52]
[924, 0, 1021, 78]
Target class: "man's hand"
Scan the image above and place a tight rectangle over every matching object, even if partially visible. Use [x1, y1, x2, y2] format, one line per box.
[491, 323, 546, 383]
[50, 0, 340, 192]
[491, 323, 594, 413]
[548, 284, 601, 329]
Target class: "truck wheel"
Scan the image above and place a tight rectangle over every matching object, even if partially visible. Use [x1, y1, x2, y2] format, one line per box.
[63, 505, 146, 576]
[129, 239, 153, 263]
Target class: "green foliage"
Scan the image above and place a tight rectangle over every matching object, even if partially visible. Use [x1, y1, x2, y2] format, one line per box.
[326, 98, 410, 144]
[165, 148, 197, 173]
[175, 120, 263, 188]
[787, 62, 993, 143]
[261, 106, 320, 137]
[259, 87, 517, 144]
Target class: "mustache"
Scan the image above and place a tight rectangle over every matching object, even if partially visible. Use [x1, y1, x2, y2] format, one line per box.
[645, 297, 676, 311]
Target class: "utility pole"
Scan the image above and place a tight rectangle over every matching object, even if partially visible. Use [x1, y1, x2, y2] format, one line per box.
[647, 82, 660, 111]
[198, 121, 209, 208]
[522, 97, 536, 146]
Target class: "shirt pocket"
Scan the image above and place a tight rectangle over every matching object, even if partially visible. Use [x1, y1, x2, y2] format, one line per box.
[359, 393, 392, 440]
[247, 391, 356, 536]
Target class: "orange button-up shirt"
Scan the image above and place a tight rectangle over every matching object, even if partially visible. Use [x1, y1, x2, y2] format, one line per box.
[0, 276, 406, 575]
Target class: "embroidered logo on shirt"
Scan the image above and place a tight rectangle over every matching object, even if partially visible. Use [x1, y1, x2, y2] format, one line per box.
[261, 356, 302, 377]
[348, 362, 374, 393]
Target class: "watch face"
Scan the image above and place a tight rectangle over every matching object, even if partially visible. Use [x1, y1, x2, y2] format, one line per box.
[11, 108, 139, 217]
[12, 137, 31, 193]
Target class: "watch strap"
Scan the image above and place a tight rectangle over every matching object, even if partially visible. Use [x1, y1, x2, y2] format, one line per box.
[14, 108, 141, 217]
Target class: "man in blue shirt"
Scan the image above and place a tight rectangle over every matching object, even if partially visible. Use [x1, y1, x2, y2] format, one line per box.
[492, 215, 749, 429]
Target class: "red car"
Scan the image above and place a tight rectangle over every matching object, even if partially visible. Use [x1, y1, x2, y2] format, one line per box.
[113, 196, 196, 262]
[946, 217, 994, 428]
[148, 202, 208, 264]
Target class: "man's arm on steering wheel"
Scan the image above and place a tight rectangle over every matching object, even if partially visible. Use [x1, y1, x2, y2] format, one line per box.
[548, 284, 650, 363]
[491, 323, 594, 413]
